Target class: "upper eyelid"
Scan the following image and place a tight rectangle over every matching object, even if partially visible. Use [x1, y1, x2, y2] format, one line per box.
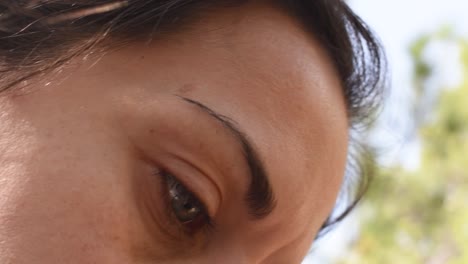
[176, 95, 277, 219]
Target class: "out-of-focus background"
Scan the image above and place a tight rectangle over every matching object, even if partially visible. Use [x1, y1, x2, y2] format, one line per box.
[304, 0, 468, 263]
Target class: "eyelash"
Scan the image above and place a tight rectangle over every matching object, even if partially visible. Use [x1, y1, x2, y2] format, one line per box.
[156, 169, 216, 237]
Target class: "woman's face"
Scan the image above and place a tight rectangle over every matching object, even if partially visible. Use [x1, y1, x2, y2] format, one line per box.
[0, 3, 348, 264]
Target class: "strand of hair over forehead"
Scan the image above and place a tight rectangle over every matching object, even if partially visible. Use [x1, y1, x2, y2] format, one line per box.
[0, 0, 387, 240]
[0, 0, 153, 90]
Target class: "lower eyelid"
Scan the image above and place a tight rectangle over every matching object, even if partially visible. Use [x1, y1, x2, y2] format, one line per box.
[139, 178, 214, 260]
[134, 166, 186, 248]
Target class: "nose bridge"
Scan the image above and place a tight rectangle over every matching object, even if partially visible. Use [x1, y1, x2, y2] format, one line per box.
[208, 251, 250, 264]
[210, 237, 277, 264]
[203, 239, 252, 264]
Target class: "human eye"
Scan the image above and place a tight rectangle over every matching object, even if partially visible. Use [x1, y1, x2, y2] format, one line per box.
[158, 170, 215, 236]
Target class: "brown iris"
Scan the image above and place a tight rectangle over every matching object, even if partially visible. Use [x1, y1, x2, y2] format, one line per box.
[164, 172, 209, 230]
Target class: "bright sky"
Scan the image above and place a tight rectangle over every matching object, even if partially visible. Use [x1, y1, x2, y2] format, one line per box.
[303, 1, 468, 263]
[351, 0, 468, 170]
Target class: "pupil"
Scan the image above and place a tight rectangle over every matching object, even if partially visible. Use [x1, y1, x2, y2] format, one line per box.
[173, 195, 201, 222]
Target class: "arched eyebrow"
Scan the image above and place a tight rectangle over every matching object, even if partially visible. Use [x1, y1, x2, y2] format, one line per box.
[178, 96, 277, 219]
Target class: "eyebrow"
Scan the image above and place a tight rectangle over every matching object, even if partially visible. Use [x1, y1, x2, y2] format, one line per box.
[179, 96, 276, 219]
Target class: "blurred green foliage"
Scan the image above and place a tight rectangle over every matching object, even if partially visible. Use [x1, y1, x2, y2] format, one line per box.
[338, 37, 468, 263]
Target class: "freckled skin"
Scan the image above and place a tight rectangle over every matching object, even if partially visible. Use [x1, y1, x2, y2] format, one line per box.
[0, 3, 348, 264]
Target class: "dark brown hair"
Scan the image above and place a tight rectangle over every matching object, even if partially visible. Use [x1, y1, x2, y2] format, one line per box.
[0, 0, 386, 239]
